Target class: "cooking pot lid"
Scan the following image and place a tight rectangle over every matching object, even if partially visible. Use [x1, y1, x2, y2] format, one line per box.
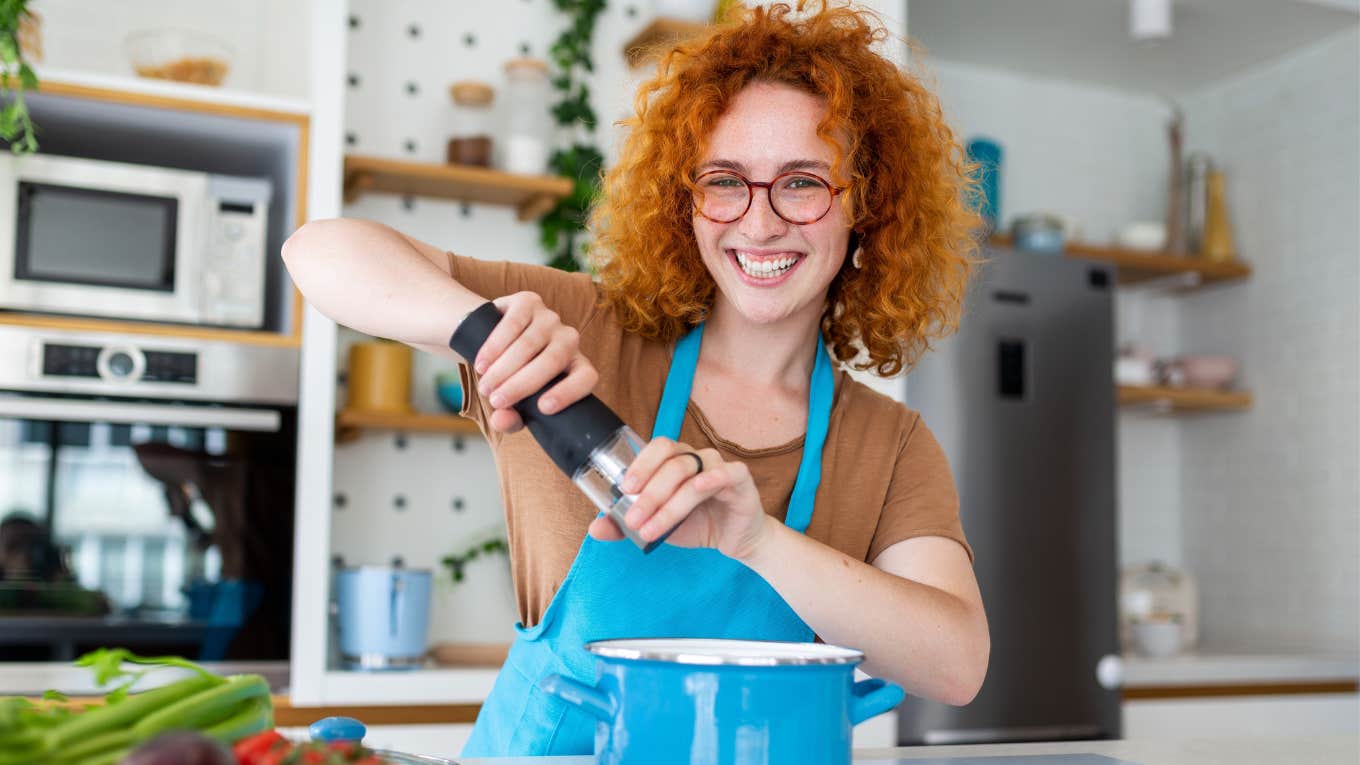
[586, 638, 864, 666]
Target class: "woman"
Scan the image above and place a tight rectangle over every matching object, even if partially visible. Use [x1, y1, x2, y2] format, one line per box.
[284, 2, 987, 756]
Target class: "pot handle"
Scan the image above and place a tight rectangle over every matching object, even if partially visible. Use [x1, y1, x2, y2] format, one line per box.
[539, 673, 616, 722]
[850, 678, 905, 725]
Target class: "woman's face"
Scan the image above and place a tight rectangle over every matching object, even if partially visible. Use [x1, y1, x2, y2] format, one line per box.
[693, 81, 852, 327]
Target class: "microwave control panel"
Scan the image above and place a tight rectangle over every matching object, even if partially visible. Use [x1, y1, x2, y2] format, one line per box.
[41, 342, 197, 385]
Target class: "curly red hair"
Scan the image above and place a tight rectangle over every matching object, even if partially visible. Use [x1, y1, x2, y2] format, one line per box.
[589, 1, 980, 376]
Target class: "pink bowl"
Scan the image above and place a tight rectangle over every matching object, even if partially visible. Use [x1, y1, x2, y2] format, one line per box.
[1177, 355, 1239, 389]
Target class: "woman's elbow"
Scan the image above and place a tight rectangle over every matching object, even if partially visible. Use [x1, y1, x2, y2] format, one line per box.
[282, 217, 343, 269]
[941, 629, 990, 706]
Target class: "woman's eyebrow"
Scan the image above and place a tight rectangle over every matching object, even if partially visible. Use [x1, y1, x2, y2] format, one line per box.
[699, 158, 833, 175]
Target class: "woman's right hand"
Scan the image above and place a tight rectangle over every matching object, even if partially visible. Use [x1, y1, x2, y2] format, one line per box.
[471, 291, 599, 433]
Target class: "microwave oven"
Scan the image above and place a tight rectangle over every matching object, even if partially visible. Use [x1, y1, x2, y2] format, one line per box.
[0, 153, 272, 329]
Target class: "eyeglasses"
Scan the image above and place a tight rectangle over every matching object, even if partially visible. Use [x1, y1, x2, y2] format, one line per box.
[692, 169, 845, 225]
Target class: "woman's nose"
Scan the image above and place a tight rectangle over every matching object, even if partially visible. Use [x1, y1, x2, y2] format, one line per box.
[737, 188, 789, 241]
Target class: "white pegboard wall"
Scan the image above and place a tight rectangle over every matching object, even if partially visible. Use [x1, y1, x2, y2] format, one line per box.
[331, 326, 519, 645]
[334, 1, 662, 647]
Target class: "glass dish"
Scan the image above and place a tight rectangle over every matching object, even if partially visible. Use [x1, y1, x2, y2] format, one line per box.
[126, 29, 233, 86]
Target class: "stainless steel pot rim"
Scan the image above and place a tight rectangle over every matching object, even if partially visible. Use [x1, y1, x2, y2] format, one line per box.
[373, 751, 457, 765]
[586, 638, 864, 666]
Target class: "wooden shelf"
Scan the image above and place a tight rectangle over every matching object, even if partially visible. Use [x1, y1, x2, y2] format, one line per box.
[335, 408, 482, 442]
[342, 155, 574, 220]
[623, 18, 711, 67]
[1117, 385, 1253, 413]
[990, 237, 1251, 290]
[1065, 241, 1251, 288]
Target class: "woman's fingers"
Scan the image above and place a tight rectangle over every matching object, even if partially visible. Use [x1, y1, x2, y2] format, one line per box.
[619, 438, 680, 496]
[487, 407, 524, 433]
[638, 452, 730, 540]
[623, 445, 711, 530]
[485, 328, 572, 410]
[477, 293, 538, 374]
[588, 515, 624, 541]
[539, 356, 599, 415]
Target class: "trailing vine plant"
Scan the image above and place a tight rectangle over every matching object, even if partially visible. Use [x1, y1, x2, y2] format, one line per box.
[0, 0, 39, 153]
[440, 536, 509, 584]
[540, 0, 607, 272]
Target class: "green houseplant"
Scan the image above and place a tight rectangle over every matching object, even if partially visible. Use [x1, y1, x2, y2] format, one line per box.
[539, 0, 607, 272]
[0, 0, 39, 153]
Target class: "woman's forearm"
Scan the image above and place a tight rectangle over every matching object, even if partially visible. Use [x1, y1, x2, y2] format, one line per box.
[739, 517, 989, 706]
[281, 218, 485, 353]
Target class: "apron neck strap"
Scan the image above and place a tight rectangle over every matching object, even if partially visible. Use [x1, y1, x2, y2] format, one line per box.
[652, 322, 835, 534]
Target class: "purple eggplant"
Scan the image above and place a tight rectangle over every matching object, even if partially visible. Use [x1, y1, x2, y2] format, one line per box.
[119, 731, 235, 765]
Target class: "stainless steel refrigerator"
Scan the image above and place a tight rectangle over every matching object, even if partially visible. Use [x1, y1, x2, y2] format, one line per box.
[899, 249, 1121, 744]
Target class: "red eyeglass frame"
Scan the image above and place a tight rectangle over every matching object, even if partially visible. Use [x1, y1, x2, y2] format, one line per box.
[692, 168, 847, 225]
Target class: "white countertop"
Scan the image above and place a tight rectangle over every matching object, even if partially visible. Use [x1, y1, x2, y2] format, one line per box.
[1121, 651, 1359, 686]
[459, 735, 1359, 765]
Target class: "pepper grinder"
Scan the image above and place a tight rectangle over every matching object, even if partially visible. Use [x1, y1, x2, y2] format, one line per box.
[448, 302, 672, 553]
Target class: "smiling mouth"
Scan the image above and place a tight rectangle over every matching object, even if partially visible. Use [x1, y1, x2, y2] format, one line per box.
[730, 250, 803, 279]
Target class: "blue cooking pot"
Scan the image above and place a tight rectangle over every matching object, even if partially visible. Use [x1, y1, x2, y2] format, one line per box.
[541, 638, 905, 765]
[334, 565, 432, 670]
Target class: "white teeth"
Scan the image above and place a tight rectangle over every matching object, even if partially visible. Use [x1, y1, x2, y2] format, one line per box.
[735, 252, 798, 278]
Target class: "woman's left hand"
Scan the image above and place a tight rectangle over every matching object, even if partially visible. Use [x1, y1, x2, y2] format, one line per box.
[586, 437, 771, 560]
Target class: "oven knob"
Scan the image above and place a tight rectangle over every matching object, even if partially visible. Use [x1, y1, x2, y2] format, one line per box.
[223, 222, 245, 241]
[107, 351, 135, 378]
[97, 346, 145, 383]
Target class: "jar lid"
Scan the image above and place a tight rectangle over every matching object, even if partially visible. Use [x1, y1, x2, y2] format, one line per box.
[449, 81, 494, 106]
[503, 56, 550, 78]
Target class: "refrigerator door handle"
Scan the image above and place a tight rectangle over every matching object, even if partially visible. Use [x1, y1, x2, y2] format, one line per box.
[1097, 654, 1125, 690]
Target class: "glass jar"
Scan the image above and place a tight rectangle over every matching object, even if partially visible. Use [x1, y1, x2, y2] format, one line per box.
[447, 81, 494, 167]
[501, 57, 552, 175]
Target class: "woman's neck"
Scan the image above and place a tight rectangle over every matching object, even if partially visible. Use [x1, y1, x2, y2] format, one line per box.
[700, 300, 824, 389]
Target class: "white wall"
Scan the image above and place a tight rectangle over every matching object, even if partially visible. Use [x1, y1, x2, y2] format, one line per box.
[1175, 27, 1360, 654]
[923, 59, 1189, 570]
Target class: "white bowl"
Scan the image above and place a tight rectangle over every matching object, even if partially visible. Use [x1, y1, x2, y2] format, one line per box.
[1117, 222, 1168, 252]
[1131, 621, 1183, 657]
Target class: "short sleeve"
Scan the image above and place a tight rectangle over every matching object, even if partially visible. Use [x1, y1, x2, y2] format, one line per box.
[446, 253, 605, 430]
[868, 414, 973, 564]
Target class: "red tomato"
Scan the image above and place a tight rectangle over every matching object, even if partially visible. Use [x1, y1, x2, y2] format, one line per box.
[255, 744, 294, 765]
[233, 730, 287, 765]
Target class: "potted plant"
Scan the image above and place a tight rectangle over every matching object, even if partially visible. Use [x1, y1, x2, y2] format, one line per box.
[0, 0, 40, 153]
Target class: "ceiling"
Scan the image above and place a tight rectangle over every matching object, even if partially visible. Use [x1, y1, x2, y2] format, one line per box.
[906, 0, 1360, 95]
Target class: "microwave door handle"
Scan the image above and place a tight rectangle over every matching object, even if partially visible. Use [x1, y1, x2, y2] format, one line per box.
[0, 397, 280, 432]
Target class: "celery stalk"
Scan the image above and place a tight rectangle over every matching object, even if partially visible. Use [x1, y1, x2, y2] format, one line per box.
[54, 727, 135, 762]
[45, 673, 223, 751]
[131, 674, 269, 740]
[199, 696, 274, 744]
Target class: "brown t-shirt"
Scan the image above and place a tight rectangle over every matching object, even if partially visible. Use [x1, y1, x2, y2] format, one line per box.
[447, 253, 971, 628]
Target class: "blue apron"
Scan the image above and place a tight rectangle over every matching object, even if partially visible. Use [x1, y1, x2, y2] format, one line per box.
[462, 323, 836, 757]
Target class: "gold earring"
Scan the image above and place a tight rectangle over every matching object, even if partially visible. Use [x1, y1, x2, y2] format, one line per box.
[852, 246, 863, 269]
